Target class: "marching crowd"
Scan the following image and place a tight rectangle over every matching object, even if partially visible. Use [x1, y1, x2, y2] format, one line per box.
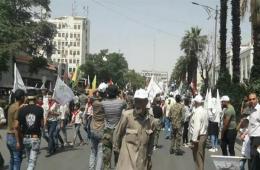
[0, 82, 260, 170]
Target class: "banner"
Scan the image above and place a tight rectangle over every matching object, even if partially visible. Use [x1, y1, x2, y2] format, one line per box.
[53, 76, 75, 105]
[12, 63, 27, 93]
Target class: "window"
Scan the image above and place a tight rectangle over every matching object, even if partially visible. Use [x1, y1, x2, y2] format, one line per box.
[73, 59, 76, 63]
[70, 50, 72, 55]
[74, 25, 77, 29]
[73, 51, 76, 55]
[58, 59, 60, 62]
[70, 42, 73, 46]
[61, 59, 64, 63]
[58, 24, 61, 29]
[66, 33, 68, 38]
[77, 51, 80, 55]
[77, 34, 80, 38]
[58, 33, 61, 37]
[77, 60, 79, 64]
[62, 33, 65, 37]
[74, 33, 76, 38]
[58, 41, 61, 46]
[77, 42, 80, 46]
[74, 42, 76, 46]
[65, 42, 68, 46]
[70, 33, 73, 38]
[73, 68, 76, 72]
[69, 59, 72, 63]
[69, 68, 72, 72]
[78, 25, 81, 29]
[57, 50, 60, 54]
[65, 50, 68, 55]
[62, 42, 64, 46]
[65, 59, 67, 63]
[62, 24, 65, 29]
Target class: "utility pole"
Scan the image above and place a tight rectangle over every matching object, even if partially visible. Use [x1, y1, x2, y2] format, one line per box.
[191, 2, 219, 87]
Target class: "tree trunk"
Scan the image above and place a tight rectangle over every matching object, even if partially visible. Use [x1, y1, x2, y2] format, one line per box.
[219, 0, 228, 73]
[250, 25, 260, 81]
[231, 0, 241, 84]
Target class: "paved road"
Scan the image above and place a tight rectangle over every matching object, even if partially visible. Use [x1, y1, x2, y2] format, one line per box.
[0, 127, 243, 170]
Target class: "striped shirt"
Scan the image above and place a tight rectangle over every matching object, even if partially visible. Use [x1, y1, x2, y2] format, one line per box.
[102, 99, 126, 129]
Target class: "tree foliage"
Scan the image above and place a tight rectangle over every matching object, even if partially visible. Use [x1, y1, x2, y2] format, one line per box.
[170, 56, 187, 86]
[124, 70, 146, 91]
[180, 27, 208, 85]
[219, 0, 228, 73]
[231, 0, 241, 84]
[0, 0, 56, 73]
[80, 49, 129, 88]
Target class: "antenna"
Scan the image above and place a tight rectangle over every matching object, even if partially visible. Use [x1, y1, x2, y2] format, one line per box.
[72, 0, 77, 16]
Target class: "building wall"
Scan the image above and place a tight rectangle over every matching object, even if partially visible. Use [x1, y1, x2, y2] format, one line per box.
[0, 61, 57, 90]
[48, 16, 90, 73]
[212, 44, 253, 85]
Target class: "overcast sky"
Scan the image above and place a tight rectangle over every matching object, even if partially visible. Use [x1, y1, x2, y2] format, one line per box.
[50, 0, 251, 74]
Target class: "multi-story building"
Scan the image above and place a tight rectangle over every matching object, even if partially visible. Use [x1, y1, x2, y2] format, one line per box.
[212, 43, 253, 85]
[48, 16, 90, 73]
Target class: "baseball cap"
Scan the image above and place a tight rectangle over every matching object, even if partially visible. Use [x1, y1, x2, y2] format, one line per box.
[221, 95, 230, 102]
[134, 89, 148, 99]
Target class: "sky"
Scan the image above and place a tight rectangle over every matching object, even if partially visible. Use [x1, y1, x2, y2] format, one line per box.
[50, 0, 251, 75]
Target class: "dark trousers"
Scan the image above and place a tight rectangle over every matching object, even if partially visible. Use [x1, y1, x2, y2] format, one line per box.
[250, 136, 260, 170]
[47, 121, 58, 153]
[221, 129, 237, 156]
[183, 121, 189, 144]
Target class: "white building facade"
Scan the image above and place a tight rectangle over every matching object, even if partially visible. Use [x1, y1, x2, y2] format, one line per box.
[48, 16, 90, 73]
[213, 44, 253, 85]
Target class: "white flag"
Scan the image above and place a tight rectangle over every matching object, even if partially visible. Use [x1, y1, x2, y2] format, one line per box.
[12, 63, 26, 93]
[146, 76, 162, 101]
[53, 76, 75, 105]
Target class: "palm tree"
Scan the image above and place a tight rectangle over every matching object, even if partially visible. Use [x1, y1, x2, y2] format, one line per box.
[219, 0, 229, 73]
[241, 0, 260, 82]
[180, 27, 207, 86]
[231, 0, 241, 84]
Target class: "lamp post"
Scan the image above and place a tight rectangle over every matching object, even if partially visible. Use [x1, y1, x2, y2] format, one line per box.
[191, 2, 219, 87]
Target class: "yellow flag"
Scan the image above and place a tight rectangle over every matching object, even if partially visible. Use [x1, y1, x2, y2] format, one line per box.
[71, 66, 79, 82]
[92, 75, 96, 90]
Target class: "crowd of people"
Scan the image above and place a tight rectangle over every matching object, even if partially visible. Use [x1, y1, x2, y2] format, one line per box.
[0, 82, 260, 170]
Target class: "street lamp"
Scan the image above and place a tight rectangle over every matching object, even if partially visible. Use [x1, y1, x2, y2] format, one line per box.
[191, 1, 219, 87]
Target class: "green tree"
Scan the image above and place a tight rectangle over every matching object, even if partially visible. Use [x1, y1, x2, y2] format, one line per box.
[124, 70, 146, 91]
[0, 0, 56, 73]
[170, 56, 187, 86]
[180, 27, 208, 86]
[80, 50, 129, 88]
[231, 0, 241, 84]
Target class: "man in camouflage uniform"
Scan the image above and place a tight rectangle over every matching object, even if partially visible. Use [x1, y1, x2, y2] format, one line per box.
[169, 94, 184, 155]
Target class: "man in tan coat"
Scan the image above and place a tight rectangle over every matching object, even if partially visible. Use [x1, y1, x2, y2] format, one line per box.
[113, 89, 155, 170]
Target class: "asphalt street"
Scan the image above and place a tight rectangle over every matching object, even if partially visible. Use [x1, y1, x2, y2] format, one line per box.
[0, 127, 243, 170]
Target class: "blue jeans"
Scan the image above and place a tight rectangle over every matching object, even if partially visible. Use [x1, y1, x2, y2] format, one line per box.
[210, 135, 218, 149]
[164, 117, 172, 138]
[47, 121, 58, 153]
[23, 137, 41, 170]
[89, 129, 103, 170]
[6, 134, 22, 170]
